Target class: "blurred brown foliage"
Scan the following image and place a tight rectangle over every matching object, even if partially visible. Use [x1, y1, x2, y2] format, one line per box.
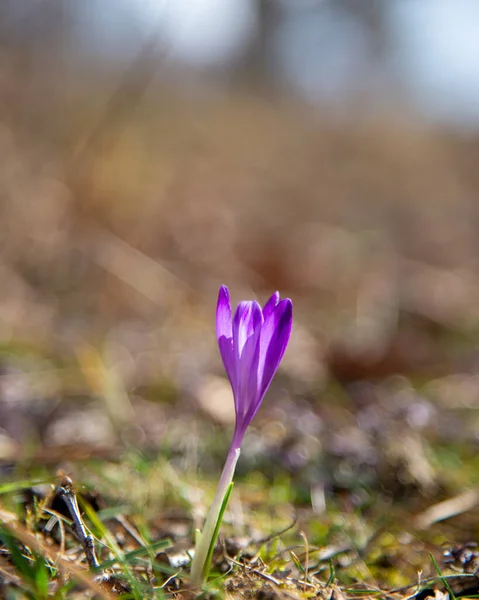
[2, 13, 479, 497]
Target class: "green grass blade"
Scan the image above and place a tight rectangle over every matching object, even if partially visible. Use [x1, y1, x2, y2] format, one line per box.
[430, 552, 456, 600]
[202, 481, 234, 582]
[97, 539, 173, 570]
[0, 525, 36, 583]
[0, 480, 49, 495]
[327, 558, 336, 586]
[34, 554, 49, 599]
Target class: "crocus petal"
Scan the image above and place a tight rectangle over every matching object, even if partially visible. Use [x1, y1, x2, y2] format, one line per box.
[237, 322, 261, 420]
[232, 301, 262, 359]
[218, 337, 236, 393]
[216, 285, 232, 341]
[232, 301, 262, 415]
[242, 298, 292, 426]
[257, 298, 293, 401]
[216, 286, 236, 391]
[262, 291, 279, 321]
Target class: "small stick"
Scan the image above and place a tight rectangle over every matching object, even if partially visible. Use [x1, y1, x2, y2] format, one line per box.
[57, 473, 100, 569]
[300, 531, 310, 584]
[253, 518, 298, 546]
[115, 514, 145, 548]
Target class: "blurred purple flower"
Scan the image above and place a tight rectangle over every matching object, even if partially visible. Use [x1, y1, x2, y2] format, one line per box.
[216, 285, 293, 447]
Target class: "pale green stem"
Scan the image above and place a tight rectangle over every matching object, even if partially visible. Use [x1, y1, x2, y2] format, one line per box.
[190, 441, 241, 586]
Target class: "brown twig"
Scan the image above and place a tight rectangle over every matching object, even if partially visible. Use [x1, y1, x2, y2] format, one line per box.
[57, 474, 100, 569]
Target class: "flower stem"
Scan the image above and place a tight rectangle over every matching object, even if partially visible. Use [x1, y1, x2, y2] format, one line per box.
[190, 442, 241, 586]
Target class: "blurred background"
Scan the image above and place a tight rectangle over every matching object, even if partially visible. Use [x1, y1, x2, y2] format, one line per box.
[2, 0, 479, 512]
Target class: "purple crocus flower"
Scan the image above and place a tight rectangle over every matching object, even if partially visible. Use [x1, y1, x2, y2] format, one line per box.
[190, 285, 293, 586]
[216, 285, 293, 448]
